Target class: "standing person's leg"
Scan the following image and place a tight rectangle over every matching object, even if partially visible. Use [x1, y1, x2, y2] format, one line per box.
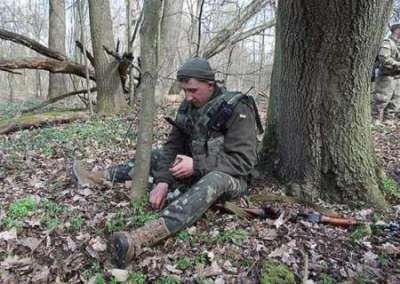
[72, 149, 162, 185]
[371, 76, 396, 125]
[384, 77, 400, 120]
[111, 171, 248, 268]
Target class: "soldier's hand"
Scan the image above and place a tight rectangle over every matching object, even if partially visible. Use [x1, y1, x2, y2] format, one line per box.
[150, 182, 169, 209]
[169, 154, 194, 178]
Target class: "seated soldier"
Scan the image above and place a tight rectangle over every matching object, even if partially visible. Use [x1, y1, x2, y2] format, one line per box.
[73, 57, 260, 268]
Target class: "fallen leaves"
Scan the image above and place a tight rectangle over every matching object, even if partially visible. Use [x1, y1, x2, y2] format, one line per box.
[0, 107, 399, 283]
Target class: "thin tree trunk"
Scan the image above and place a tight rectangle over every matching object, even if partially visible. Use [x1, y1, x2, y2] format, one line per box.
[260, 0, 391, 209]
[78, 0, 93, 115]
[7, 72, 14, 102]
[48, 0, 67, 99]
[155, 0, 184, 103]
[130, 0, 162, 202]
[126, 0, 135, 106]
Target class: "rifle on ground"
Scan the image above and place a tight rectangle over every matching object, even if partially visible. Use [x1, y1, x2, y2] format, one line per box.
[222, 202, 399, 235]
[296, 213, 400, 235]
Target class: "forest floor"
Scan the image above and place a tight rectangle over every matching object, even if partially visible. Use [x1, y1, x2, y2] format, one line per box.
[0, 99, 399, 284]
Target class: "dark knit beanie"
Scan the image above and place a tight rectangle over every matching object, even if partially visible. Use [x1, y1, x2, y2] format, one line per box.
[177, 57, 215, 81]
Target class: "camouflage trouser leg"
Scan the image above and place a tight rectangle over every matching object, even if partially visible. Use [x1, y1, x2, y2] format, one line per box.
[161, 171, 248, 235]
[386, 80, 400, 119]
[108, 149, 162, 182]
[371, 76, 400, 120]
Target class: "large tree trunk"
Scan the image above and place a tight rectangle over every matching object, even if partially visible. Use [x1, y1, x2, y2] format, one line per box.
[48, 0, 67, 99]
[130, 0, 162, 202]
[88, 0, 128, 114]
[155, 0, 184, 103]
[260, 0, 391, 209]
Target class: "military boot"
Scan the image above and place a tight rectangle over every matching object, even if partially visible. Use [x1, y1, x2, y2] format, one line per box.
[72, 160, 109, 186]
[111, 218, 170, 268]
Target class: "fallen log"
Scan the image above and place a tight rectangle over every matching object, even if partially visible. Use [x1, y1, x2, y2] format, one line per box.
[0, 111, 88, 135]
[21, 87, 97, 114]
[0, 57, 96, 81]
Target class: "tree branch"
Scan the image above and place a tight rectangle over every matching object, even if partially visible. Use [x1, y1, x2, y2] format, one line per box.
[22, 87, 97, 113]
[202, 0, 270, 59]
[205, 19, 276, 58]
[0, 67, 21, 75]
[0, 57, 96, 81]
[103, 45, 121, 60]
[0, 28, 67, 61]
[75, 40, 95, 66]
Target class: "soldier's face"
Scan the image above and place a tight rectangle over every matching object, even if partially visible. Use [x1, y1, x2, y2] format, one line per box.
[180, 78, 214, 108]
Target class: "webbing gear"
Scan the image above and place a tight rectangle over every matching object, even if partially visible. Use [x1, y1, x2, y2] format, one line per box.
[206, 89, 264, 134]
[207, 92, 245, 132]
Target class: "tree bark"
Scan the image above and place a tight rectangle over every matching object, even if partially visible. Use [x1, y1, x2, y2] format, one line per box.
[0, 28, 67, 61]
[0, 111, 87, 135]
[0, 58, 96, 80]
[22, 87, 96, 114]
[88, 0, 128, 114]
[130, 0, 162, 202]
[260, 0, 391, 209]
[48, 0, 67, 98]
[155, 0, 184, 103]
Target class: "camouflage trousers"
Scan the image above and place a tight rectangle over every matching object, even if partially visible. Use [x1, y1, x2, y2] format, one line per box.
[109, 150, 248, 235]
[108, 149, 162, 182]
[371, 75, 400, 120]
[161, 171, 248, 235]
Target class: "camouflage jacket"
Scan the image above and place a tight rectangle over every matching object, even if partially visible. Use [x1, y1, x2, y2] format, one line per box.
[378, 36, 400, 75]
[153, 85, 258, 186]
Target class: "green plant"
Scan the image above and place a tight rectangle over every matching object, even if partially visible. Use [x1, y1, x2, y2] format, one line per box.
[41, 215, 59, 231]
[154, 276, 180, 284]
[8, 198, 36, 218]
[382, 178, 400, 199]
[132, 213, 159, 226]
[378, 254, 388, 267]
[105, 211, 127, 233]
[127, 272, 146, 284]
[93, 273, 105, 284]
[175, 254, 208, 270]
[355, 271, 367, 284]
[240, 258, 254, 267]
[130, 201, 144, 215]
[350, 224, 371, 244]
[260, 260, 296, 284]
[215, 229, 247, 244]
[319, 273, 335, 284]
[1, 216, 21, 230]
[40, 199, 71, 214]
[69, 216, 86, 230]
[176, 231, 191, 242]
[91, 261, 101, 271]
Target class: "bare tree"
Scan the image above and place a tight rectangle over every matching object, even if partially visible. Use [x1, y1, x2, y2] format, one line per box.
[48, 0, 67, 98]
[130, 0, 163, 202]
[155, 0, 184, 102]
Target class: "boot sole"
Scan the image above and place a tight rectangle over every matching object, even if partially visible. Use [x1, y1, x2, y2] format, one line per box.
[112, 232, 129, 269]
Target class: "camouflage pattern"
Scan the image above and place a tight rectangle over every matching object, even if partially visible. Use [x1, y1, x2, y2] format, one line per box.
[153, 85, 258, 185]
[371, 76, 400, 120]
[161, 171, 248, 234]
[372, 37, 400, 120]
[109, 149, 162, 182]
[110, 85, 257, 237]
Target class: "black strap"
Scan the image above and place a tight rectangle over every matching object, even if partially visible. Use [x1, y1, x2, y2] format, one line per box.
[246, 96, 264, 134]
